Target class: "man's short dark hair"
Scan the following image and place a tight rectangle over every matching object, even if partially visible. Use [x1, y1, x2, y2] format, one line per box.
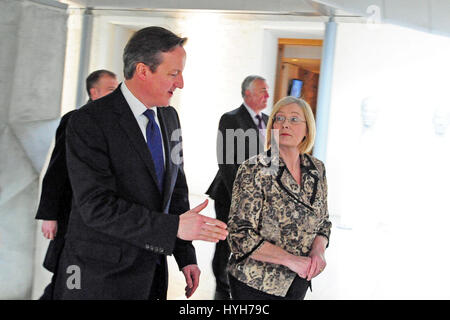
[123, 26, 187, 80]
[86, 69, 117, 98]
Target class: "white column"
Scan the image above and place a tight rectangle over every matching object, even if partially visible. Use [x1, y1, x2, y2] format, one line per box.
[314, 18, 337, 162]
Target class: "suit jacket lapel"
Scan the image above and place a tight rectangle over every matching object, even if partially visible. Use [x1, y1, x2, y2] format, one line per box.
[113, 89, 162, 196]
[237, 104, 258, 131]
[262, 113, 269, 125]
[157, 107, 177, 210]
[238, 104, 266, 152]
[237, 104, 269, 127]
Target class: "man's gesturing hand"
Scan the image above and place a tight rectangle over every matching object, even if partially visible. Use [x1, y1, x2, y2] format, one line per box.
[177, 200, 228, 242]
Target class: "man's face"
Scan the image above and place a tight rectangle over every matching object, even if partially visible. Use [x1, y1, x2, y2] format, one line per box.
[90, 75, 119, 100]
[144, 45, 186, 107]
[245, 79, 269, 112]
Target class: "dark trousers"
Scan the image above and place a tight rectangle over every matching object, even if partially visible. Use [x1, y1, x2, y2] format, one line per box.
[148, 256, 168, 300]
[39, 274, 56, 300]
[39, 237, 66, 300]
[212, 201, 231, 300]
[229, 274, 309, 300]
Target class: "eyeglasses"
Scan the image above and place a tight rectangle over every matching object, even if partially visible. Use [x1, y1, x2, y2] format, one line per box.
[274, 115, 306, 125]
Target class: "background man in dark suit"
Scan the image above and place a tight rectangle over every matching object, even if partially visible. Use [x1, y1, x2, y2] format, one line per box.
[206, 75, 270, 300]
[52, 26, 228, 300]
[35, 69, 118, 300]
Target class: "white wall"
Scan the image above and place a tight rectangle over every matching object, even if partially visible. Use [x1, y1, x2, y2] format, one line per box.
[324, 22, 450, 299]
[86, 12, 325, 197]
[0, 0, 67, 299]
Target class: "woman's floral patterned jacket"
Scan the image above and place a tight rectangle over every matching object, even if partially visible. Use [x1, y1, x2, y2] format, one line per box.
[227, 150, 332, 297]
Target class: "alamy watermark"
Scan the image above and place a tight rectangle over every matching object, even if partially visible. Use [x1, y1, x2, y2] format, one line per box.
[66, 265, 81, 290]
[366, 5, 382, 29]
[169, 128, 281, 174]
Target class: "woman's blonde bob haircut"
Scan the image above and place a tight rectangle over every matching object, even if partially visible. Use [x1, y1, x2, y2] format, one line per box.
[265, 96, 316, 154]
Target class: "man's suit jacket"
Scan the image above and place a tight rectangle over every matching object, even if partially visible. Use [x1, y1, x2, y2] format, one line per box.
[206, 104, 268, 212]
[53, 86, 196, 300]
[35, 110, 76, 273]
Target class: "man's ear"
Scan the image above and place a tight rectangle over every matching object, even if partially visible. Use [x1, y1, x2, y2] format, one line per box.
[134, 63, 149, 80]
[89, 87, 97, 100]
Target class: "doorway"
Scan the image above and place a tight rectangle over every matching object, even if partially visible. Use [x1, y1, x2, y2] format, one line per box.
[274, 38, 322, 117]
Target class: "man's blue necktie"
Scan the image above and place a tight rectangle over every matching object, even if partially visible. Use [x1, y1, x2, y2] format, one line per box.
[143, 109, 164, 192]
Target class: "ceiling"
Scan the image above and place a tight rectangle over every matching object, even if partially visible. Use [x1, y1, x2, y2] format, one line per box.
[59, 0, 360, 19]
[59, 0, 450, 37]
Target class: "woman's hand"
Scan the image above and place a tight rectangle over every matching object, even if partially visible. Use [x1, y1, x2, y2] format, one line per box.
[306, 235, 328, 280]
[307, 249, 326, 280]
[286, 255, 312, 279]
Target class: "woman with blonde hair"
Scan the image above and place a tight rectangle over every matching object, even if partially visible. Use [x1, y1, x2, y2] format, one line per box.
[227, 96, 332, 300]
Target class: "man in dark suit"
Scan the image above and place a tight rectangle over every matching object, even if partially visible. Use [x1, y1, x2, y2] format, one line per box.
[206, 75, 270, 300]
[52, 26, 228, 300]
[35, 69, 118, 300]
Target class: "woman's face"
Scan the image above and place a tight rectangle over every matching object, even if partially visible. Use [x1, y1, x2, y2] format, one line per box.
[272, 103, 308, 151]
